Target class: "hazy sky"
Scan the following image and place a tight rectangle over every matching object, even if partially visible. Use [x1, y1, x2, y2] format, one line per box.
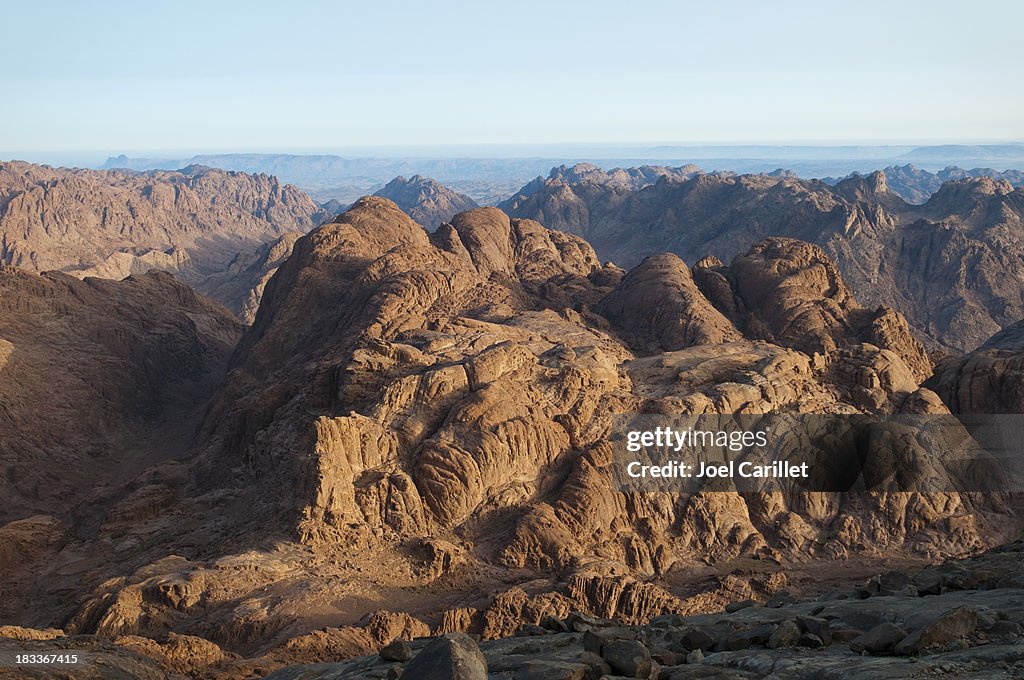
[3, 0, 1022, 157]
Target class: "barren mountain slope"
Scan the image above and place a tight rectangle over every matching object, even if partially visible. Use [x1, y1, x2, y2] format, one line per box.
[858, 164, 1024, 204]
[0, 266, 243, 632]
[0, 161, 326, 318]
[0, 267, 242, 523]
[929, 319, 1024, 414]
[501, 167, 1024, 352]
[372, 175, 479, 229]
[0, 199, 1018, 678]
[200, 232, 305, 325]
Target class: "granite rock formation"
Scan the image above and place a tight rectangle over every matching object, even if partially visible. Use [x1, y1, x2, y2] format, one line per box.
[846, 164, 1024, 204]
[929, 320, 1024, 414]
[0, 161, 326, 318]
[373, 175, 479, 230]
[256, 540, 1024, 680]
[0, 267, 242, 524]
[0, 198, 1018, 677]
[501, 166, 1024, 352]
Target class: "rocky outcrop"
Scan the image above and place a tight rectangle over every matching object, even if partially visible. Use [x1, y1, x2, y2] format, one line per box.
[597, 253, 740, 352]
[214, 541, 1024, 680]
[201, 232, 304, 324]
[37, 199, 988, 658]
[502, 168, 1024, 352]
[929, 319, 1024, 413]
[851, 164, 1024, 204]
[2, 197, 1016, 673]
[373, 175, 479, 229]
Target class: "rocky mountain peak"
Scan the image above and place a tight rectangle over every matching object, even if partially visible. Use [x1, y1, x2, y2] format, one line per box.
[834, 170, 892, 202]
[373, 175, 478, 230]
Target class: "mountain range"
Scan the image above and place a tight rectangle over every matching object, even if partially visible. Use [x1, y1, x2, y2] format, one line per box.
[1, 157, 1023, 676]
[2, 190, 1022, 676]
[370, 175, 479, 229]
[0, 161, 325, 319]
[500, 166, 1024, 353]
[100, 145, 1024, 206]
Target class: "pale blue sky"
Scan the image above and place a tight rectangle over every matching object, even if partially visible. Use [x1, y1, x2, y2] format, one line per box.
[2, 0, 1021, 158]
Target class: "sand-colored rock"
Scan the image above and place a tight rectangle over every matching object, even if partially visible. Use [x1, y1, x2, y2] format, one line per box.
[598, 253, 741, 352]
[2, 197, 1015, 675]
[0, 160, 326, 319]
[374, 175, 479, 230]
[503, 169, 1024, 352]
[929, 319, 1024, 413]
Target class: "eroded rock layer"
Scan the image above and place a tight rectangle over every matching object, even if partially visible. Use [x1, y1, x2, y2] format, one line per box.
[501, 166, 1024, 352]
[0, 161, 326, 318]
[0, 198, 1017, 675]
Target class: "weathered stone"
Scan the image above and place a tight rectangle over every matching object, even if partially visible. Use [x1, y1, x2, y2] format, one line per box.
[579, 651, 611, 676]
[733, 624, 775, 648]
[402, 632, 487, 680]
[513, 660, 590, 680]
[766, 590, 798, 608]
[565, 612, 603, 633]
[516, 625, 549, 637]
[895, 606, 979, 655]
[583, 627, 637, 654]
[601, 638, 652, 678]
[725, 599, 758, 613]
[831, 628, 863, 643]
[541, 616, 569, 633]
[650, 647, 679, 666]
[850, 623, 907, 654]
[799, 633, 824, 648]
[379, 638, 412, 662]
[677, 628, 715, 652]
[796, 616, 832, 646]
[767, 620, 801, 649]
[985, 621, 1022, 639]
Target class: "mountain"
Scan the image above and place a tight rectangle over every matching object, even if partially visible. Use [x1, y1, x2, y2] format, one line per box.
[372, 175, 479, 229]
[101, 153, 572, 206]
[201, 232, 305, 325]
[101, 146, 1024, 203]
[928, 319, 1024, 414]
[0, 267, 242, 529]
[501, 166, 1024, 352]
[0, 161, 326, 318]
[1, 198, 1020, 676]
[827, 165, 1024, 204]
[0, 199, 1003, 671]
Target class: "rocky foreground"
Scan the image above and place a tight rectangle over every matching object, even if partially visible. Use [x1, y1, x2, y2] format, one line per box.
[3, 541, 1023, 678]
[267, 542, 1024, 679]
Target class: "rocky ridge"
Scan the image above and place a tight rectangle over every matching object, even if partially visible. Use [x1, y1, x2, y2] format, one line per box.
[6, 541, 1024, 678]
[258, 540, 1024, 680]
[0, 266, 243, 635]
[929, 319, 1024, 414]
[373, 175, 479, 230]
[500, 165, 1024, 352]
[0, 197, 1020, 677]
[837, 164, 1024, 204]
[0, 161, 326, 318]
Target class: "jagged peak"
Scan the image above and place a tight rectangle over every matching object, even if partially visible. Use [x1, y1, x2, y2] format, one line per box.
[834, 169, 890, 200]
